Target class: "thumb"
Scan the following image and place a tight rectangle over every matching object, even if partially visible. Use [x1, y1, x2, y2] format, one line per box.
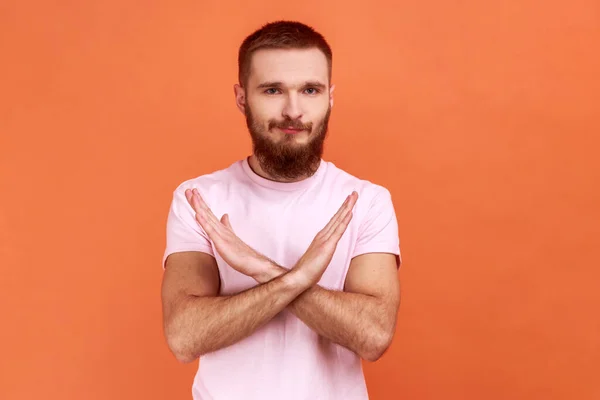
[220, 213, 234, 230]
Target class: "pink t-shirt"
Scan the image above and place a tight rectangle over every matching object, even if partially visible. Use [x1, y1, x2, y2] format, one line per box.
[162, 157, 402, 400]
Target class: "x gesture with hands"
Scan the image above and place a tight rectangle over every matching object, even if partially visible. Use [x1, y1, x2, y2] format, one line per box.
[164, 188, 397, 363]
[184, 188, 358, 285]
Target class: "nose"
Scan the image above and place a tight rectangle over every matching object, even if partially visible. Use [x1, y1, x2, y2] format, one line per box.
[282, 93, 302, 120]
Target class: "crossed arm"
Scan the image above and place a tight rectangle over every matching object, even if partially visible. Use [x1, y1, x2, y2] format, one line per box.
[267, 253, 400, 362]
[161, 189, 401, 363]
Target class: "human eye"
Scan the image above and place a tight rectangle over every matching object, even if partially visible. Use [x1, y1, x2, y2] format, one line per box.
[264, 88, 281, 95]
[304, 87, 321, 95]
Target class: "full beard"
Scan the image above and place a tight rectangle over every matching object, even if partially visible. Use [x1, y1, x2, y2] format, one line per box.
[245, 105, 331, 181]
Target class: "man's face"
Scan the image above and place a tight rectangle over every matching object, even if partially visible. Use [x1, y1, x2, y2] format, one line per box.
[238, 48, 333, 180]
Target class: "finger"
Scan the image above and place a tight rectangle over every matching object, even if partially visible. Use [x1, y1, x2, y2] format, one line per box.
[322, 192, 357, 242]
[195, 208, 216, 237]
[185, 189, 197, 211]
[321, 192, 353, 239]
[197, 211, 230, 252]
[323, 192, 357, 240]
[188, 190, 207, 230]
[320, 194, 350, 237]
[329, 210, 354, 242]
[220, 213, 234, 231]
[191, 191, 223, 238]
[193, 189, 222, 227]
[199, 207, 223, 237]
[192, 189, 211, 214]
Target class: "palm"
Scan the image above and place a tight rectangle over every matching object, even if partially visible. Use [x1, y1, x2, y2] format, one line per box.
[294, 192, 358, 284]
[185, 189, 269, 278]
[213, 215, 267, 276]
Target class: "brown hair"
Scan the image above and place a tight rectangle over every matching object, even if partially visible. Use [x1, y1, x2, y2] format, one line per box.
[238, 21, 333, 88]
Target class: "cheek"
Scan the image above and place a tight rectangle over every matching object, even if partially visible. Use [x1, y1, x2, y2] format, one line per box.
[250, 101, 281, 123]
[307, 102, 330, 121]
[305, 95, 329, 111]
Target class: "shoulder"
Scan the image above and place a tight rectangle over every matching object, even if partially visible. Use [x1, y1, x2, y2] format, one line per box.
[170, 160, 244, 199]
[321, 160, 393, 206]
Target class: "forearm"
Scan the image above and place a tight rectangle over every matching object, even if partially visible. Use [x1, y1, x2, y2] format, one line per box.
[167, 270, 308, 362]
[291, 285, 393, 361]
[261, 265, 395, 361]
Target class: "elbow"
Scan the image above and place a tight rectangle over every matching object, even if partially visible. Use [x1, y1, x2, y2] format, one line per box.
[165, 326, 200, 364]
[361, 329, 395, 362]
[172, 348, 198, 364]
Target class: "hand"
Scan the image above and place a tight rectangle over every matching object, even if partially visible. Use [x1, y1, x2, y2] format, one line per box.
[292, 191, 358, 287]
[185, 188, 274, 282]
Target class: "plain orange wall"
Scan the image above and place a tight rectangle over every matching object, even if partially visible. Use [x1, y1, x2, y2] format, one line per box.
[1, 1, 599, 399]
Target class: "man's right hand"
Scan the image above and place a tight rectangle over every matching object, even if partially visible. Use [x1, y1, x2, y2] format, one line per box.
[290, 191, 358, 287]
[185, 188, 275, 282]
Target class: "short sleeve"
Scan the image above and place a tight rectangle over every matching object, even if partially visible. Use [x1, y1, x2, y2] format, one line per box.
[351, 187, 402, 268]
[162, 186, 214, 269]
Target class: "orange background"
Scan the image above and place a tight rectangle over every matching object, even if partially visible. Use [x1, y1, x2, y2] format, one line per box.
[1, 1, 599, 399]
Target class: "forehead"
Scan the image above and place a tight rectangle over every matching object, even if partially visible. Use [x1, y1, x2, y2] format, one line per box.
[248, 48, 329, 87]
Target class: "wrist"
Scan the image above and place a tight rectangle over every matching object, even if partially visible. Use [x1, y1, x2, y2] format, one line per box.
[283, 267, 314, 292]
[259, 261, 313, 294]
[253, 260, 287, 283]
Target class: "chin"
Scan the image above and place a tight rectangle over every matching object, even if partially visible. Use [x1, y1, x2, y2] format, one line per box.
[283, 136, 311, 146]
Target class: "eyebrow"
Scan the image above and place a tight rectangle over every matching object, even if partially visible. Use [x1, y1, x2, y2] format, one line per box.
[256, 81, 327, 90]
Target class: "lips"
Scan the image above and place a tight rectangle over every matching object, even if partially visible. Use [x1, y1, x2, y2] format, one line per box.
[279, 127, 304, 134]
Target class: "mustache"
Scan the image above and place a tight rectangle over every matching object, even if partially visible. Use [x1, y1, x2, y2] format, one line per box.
[268, 119, 312, 131]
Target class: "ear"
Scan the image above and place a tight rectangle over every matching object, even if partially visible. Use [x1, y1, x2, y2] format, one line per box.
[234, 83, 246, 114]
[329, 84, 335, 108]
